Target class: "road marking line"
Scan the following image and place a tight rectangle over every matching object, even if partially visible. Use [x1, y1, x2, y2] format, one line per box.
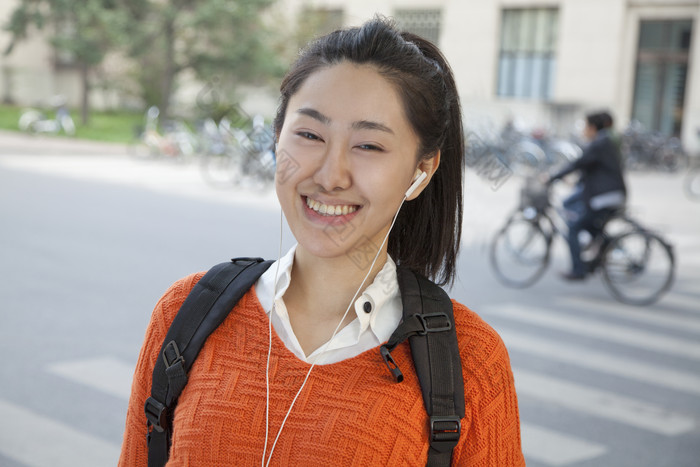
[521, 423, 607, 466]
[0, 398, 120, 467]
[514, 369, 696, 435]
[499, 328, 700, 396]
[555, 296, 700, 333]
[47, 356, 134, 400]
[655, 293, 700, 313]
[487, 304, 700, 361]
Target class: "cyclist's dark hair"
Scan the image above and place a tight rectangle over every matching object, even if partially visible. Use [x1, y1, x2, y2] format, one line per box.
[599, 111, 614, 129]
[274, 16, 464, 286]
[587, 111, 612, 131]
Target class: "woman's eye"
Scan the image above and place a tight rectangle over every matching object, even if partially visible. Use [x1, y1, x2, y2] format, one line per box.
[358, 143, 383, 151]
[296, 131, 321, 141]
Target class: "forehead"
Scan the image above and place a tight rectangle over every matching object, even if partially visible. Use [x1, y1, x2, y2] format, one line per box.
[287, 62, 412, 131]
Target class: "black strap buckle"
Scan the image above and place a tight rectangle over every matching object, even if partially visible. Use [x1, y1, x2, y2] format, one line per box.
[417, 313, 452, 335]
[380, 346, 404, 382]
[430, 415, 461, 452]
[231, 257, 265, 264]
[144, 397, 168, 432]
[162, 340, 185, 369]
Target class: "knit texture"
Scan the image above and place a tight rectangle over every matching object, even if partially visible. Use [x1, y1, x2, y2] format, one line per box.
[119, 273, 524, 466]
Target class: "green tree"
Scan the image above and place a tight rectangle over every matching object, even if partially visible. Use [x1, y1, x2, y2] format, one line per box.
[4, 0, 125, 125]
[120, 0, 284, 122]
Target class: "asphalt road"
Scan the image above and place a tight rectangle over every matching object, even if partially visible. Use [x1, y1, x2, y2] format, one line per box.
[1, 131, 699, 466]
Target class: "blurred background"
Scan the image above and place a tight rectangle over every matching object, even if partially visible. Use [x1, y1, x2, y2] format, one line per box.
[1, 1, 699, 466]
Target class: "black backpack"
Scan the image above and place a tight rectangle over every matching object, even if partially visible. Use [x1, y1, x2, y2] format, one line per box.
[144, 257, 465, 467]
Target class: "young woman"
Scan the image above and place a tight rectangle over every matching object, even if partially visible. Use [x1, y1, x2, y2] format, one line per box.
[120, 17, 524, 466]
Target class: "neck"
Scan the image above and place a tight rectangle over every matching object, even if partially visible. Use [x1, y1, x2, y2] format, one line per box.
[281, 244, 388, 357]
[289, 245, 387, 319]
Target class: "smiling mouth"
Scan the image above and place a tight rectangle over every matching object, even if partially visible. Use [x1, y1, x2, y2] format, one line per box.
[304, 196, 359, 216]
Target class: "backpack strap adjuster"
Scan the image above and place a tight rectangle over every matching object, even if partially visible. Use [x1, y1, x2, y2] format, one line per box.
[144, 397, 168, 433]
[430, 415, 461, 452]
[162, 340, 184, 369]
[417, 312, 452, 335]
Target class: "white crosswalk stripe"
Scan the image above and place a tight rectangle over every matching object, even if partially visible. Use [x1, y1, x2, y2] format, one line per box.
[514, 369, 696, 435]
[521, 423, 607, 466]
[480, 298, 700, 466]
[487, 303, 700, 361]
[47, 356, 134, 401]
[554, 296, 700, 333]
[0, 358, 133, 467]
[498, 328, 700, 396]
[17, 311, 700, 467]
[0, 399, 120, 467]
[654, 292, 700, 313]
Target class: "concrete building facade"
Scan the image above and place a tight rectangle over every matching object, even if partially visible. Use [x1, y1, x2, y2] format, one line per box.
[293, 0, 700, 152]
[2, 0, 699, 152]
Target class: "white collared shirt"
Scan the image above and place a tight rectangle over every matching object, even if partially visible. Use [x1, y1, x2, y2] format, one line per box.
[255, 245, 403, 364]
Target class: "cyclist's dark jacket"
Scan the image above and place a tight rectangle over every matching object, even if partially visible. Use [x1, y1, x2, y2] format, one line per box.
[550, 129, 626, 208]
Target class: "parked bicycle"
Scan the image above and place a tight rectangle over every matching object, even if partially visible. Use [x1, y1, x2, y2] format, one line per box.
[200, 114, 276, 190]
[465, 122, 580, 179]
[128, 106, 197, 161]
[489, 177, 675, 305]
[18, 96, 75, 136]
[621, 121, 689, 172]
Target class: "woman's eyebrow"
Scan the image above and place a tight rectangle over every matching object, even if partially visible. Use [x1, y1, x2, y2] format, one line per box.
[296, 107, 394, 134]
[297, 107, 330, 125]
[352, 120, 394, 134]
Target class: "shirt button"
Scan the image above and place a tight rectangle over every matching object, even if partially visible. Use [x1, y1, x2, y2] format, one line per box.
[363, 301, 372, 313]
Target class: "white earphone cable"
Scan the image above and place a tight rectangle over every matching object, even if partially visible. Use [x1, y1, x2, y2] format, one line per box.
[262, 207, 285, 467]
[262, 192, 410, 466]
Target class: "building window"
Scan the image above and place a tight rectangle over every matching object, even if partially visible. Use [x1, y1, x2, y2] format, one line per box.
[394, 9, 442, 44]
[631, 19, 692, 136]
[497, 8, 558, 100]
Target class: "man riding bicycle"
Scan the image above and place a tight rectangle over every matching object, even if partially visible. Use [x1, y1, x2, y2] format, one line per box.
[544, 111, 627, 280]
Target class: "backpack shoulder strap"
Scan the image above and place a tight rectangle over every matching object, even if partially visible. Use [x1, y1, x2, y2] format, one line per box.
[144, 257, 273, 467]
[380, 267, 465, 467]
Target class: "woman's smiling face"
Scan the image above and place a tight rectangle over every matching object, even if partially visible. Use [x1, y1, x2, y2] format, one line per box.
[275, 61, 424, 260]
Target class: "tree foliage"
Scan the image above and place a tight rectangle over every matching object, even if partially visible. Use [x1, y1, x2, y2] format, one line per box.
[119, 0, 285, 120]
[5, 0, 286, 124]
[4, 0, 126, 124]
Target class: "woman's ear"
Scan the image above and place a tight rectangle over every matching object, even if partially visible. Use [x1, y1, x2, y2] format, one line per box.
[406, 150, 441, 201]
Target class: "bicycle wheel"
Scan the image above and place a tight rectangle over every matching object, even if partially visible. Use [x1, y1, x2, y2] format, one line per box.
[490, 212, 551, 288]
[601, 230, 675, 306]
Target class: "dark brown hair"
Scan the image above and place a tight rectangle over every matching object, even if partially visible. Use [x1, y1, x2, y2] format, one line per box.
[274, 17, 464, 286]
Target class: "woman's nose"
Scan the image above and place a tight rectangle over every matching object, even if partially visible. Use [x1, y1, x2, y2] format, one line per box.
[312, 143, 351, 191]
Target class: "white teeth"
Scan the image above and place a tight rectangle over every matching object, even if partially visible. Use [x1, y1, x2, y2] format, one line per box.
[305, 197, 357, 216]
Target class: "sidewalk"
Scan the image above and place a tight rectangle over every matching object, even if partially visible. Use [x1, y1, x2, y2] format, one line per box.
[0, 130, 280, 209]
[0, 130, 128, 156]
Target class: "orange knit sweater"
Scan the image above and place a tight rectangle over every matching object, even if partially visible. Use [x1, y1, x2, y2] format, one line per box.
[119, 272, 524, 466]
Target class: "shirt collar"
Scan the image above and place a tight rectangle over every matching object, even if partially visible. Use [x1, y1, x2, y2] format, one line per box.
[256, 244, 296, 314]
[353, 257, 399, 339]
[256, 244, 401, 342]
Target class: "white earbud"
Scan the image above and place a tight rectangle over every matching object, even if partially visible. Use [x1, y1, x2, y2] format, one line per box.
[405, 171, 428, 198]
